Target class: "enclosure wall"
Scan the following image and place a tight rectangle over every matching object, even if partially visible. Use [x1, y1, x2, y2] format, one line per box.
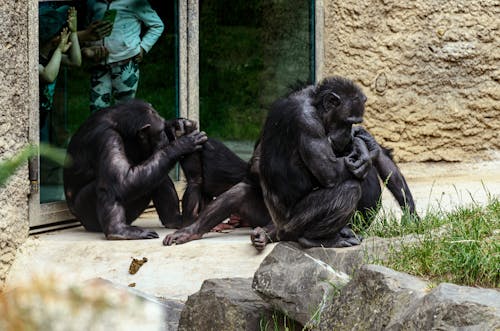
[323, 0, 499, 161]
[0, 0, 36, 287]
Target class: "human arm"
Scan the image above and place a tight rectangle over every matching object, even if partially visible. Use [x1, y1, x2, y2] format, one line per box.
[38, 28, 72, 83]
[136, 0, 164, 54]
[77, 20, 113, 42]
[61, 7, 81, 67]
[78, 0, 112, 41]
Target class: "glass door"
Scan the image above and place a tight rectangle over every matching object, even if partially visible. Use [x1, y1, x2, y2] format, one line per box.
[37, 0, 178, 222]
[199, 0, 315, 159]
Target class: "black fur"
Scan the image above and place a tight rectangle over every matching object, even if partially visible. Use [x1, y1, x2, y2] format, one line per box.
[163, 76, 418, 250]
[259, 76, 368, 247]
[180, 138, 248, 225]
[63, 99, 207, 240]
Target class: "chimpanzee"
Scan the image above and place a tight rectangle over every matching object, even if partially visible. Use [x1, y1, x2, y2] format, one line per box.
[256, 76, 376, 248]
[164, 142, 272, 248]
[178, 137, 248, 226]
[163, 76, 417, 250]
[63, 99, 207, 240]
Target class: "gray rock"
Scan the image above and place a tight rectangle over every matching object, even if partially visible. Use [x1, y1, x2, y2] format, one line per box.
[318, 264, 429, 330]
[318, 265, 500, 331]
[388, 283, 500, 330]
[178, 277, 276, 331]
[306, 235, 416, 275]
[252, 242, 350, 328]
[158, 299, 184, 331]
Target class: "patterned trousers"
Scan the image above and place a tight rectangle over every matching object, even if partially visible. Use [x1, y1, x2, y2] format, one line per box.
[90, 58, 140, 112]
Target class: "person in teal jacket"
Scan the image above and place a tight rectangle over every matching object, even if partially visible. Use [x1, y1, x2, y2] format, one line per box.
[84, 0, 164, 112]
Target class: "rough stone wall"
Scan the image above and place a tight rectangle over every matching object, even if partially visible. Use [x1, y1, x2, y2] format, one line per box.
[324, 0, 500, 161]
[0, 1, 34, 287]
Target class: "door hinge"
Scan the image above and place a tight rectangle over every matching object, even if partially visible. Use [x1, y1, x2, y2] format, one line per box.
[28, 156, 39, 194]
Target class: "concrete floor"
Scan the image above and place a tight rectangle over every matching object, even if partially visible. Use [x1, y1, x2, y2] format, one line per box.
[5, 160, 500, 302]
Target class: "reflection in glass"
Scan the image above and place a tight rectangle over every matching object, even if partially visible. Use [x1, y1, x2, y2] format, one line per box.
[199, 0, 314, 160]
[39, 0, 177, 203]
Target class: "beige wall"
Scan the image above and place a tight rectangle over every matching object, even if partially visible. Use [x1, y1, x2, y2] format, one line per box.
[323, 0, 500, 161]
[0, 1, 36, 287]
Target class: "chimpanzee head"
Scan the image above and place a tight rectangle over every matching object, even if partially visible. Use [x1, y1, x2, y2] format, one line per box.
[313, 76, 367, 153]
[136, 110, 168, 156]
[115, 100, 168, 162]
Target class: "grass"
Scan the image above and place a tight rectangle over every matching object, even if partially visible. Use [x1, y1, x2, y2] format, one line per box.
[355, 196, 500, 288]
[260, 311, 301, 331]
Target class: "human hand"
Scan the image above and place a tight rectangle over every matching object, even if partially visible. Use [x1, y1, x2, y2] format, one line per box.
[84, 20, 113, 41]
[82, 46, 108, 62]
[57, 28, 72, 53]
[67, 7, 77, 33]
[135, 47, 145, 63]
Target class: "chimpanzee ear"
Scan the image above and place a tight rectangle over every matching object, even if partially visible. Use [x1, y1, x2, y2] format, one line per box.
[137, 124, 151, 139]
[323, 92, 342, 109]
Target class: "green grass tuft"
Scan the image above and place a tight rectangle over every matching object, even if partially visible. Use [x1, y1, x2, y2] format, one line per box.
[361, 198, 500, 288]
[260, 311, 301, 331]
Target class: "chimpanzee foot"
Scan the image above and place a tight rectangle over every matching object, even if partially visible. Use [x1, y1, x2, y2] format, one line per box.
[250, 227, 271, 252]
[163, 229, 202, 246]
[339, 226, 363, 245]
[298, 228, 362, 248]
[106, 225, 159, 240]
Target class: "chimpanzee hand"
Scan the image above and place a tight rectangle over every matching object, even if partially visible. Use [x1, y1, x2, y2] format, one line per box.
[171, 130, 208, 154]
[344, 137, 371, 179]
[174, 119, 198, 137]
[164, 118, 199, 139]
[353, 126, 380, 161]
[163, 228, 202, 245]
[106, 224, 159, 240]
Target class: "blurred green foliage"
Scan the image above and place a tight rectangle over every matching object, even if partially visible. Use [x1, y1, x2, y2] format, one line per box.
[0, 144, 66, 187]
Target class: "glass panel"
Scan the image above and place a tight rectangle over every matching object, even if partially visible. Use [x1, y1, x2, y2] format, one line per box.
[199, 0, 314, 160]
[39, 0, 178, 203]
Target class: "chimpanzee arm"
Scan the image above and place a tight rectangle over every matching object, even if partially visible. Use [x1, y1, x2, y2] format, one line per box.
[374, 150, 417, 215]
[251, 222, 277, 252]
[353, 127, 417, 215]
[179, 151, 204, 225]
[163, 181, 263, 246]
[298, 111, 353, 187]
[98, 130, 206, 201]
[353, 127, 381, 161]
